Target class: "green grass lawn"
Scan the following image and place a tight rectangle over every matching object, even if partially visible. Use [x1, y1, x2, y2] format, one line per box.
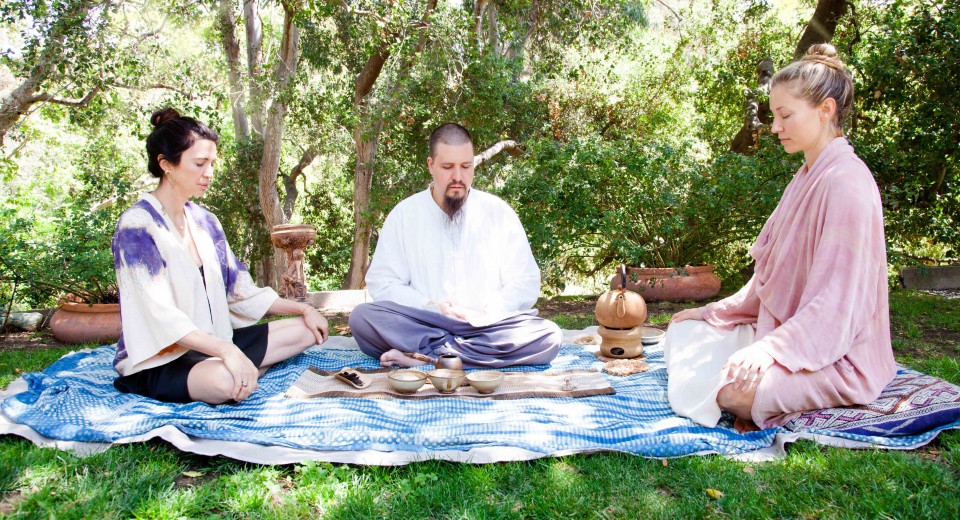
[1, 290, 959, 518]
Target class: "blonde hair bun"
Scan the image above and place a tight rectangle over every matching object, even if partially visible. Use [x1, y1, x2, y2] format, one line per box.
[802, 43, 845, 71]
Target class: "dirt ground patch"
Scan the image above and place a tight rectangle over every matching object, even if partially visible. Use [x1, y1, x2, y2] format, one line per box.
[0, 490, 25, 515]
[0, 330, 69, 352]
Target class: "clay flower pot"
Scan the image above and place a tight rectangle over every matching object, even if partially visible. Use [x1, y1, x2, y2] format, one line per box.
[615, 265, 721, 302]
[50, 299, 122, 344]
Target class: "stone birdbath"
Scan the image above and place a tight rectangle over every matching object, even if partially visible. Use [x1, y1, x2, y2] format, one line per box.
[270, 224, 317, 301]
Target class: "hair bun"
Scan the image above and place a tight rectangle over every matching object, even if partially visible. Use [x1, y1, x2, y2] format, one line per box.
[802, 43, 844, 71]
[150, 107, 181, 128]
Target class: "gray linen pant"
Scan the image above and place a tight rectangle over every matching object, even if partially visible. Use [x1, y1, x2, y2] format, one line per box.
[348, 301, 562, 368]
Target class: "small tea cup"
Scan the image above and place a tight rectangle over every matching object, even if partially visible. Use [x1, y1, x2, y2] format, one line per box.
[466, 371, 504, 394]
[387, 369, 427, 394]
[427, 369, 467, 394]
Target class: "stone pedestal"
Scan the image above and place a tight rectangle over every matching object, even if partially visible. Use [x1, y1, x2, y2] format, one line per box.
[270, 224, 317, 301]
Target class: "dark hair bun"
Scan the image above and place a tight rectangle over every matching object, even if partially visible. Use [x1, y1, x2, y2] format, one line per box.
[802, 43, 844, 71]
[150, 107, 181, 128]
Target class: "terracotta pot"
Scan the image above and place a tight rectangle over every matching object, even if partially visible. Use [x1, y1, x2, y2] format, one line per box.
[615, 265, 721, 302]
[50, 301, 121, 344]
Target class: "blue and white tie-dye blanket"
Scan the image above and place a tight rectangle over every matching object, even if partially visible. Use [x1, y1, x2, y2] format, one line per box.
[2, 331, 959, 465]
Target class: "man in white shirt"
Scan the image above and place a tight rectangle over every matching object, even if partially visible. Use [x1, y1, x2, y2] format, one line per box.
[349, 123, 561, 368]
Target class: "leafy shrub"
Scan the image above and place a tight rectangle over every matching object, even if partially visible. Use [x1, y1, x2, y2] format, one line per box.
[850, 0, 960, 261]
[498, 134, 792, 293]
[0, 136, 135, 307]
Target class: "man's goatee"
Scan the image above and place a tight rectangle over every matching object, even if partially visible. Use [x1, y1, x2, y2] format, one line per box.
[442, 194, 466, 220]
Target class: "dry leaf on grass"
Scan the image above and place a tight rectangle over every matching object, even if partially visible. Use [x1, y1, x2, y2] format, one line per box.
[181, 471, 204, 478]
[706, 488, 724, 499]
[743, 466, 755, 474]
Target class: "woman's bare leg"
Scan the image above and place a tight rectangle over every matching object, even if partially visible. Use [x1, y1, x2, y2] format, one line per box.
[260, 317, 318, 367]
[185, 318, 317, 404]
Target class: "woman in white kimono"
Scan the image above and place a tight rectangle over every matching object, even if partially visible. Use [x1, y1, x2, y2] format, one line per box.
[112, 108, 328, 404]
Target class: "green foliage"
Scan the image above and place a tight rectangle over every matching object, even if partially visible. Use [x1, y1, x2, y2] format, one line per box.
[500, 134, 791, 293]
[202, 136, 273, 276]
[850, 0, 960, 258]
[298, 161, 355, 291]
[0, 133, 136, 306]
[2, 0, 957, 300]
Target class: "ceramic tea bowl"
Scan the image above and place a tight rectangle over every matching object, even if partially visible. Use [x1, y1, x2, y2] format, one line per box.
[466, 371, 504, 394]
[427, 369, 467, 394]
[387, 369, 427, 394]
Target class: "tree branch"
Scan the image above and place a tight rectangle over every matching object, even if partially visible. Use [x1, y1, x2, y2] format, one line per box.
[794, 0, 848, 59]
[474, 140, 524, 168]
[107, 82, 196, 98]
[26, 88, 100, 107]
[474, 0, 491, 37]
[655, 0, 682, 24]
[354, 45, 392, 104]
[282, 146, 319, 219]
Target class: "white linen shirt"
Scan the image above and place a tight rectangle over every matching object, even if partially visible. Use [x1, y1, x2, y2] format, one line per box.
[365, 187, 541, 323]
[111, 193, 278, 376]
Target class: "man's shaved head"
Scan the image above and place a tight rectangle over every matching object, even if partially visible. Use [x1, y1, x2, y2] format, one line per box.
[429, 123, 474, 158]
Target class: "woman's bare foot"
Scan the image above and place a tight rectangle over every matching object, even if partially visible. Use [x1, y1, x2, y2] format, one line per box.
[380, 349, 422, 368]
[733, 416, 760, 433]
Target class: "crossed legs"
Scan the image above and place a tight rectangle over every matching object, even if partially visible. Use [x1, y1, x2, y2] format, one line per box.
[349, 301, 562, 369]
[187, 317, 317, 404]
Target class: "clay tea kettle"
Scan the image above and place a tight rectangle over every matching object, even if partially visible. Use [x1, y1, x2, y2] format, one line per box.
[595, 265, 647, 329]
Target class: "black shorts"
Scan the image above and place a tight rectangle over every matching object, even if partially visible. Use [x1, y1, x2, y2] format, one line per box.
[114, 323, 270, 403]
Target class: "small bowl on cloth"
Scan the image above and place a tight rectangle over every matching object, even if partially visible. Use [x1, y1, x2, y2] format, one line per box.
[641, 327, 666, 345]
[427, 369, 467, 394]
[466, 371, 504, 394]
[387, 370, 427, 394]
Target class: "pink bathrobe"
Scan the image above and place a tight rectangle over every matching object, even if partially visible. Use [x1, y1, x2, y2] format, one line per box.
[702, 137, 897, 428]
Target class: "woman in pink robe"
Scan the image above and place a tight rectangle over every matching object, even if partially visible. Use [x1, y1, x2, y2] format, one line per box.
[667, 44, 897, 430]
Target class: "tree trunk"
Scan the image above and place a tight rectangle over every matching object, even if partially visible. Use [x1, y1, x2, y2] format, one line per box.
[256, 6, 300, 289]
[0, 73, 48, 146]
[282, 146, 319, 220]
[343, 125, 380, 289]
[488, 2, 499, 51]
[340, 0, 437, 289]
[730, 59, 774, 154]
[795, 0, 849, 59]
[218, 0, 249, 139]
[244, 0, 265, 135]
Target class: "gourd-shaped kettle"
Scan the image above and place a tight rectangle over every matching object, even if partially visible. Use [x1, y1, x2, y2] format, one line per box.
[595, 265, 647, 329]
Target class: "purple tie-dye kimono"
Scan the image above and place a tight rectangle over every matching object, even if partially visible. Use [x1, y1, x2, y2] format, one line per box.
[111, 193, 277, 376]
